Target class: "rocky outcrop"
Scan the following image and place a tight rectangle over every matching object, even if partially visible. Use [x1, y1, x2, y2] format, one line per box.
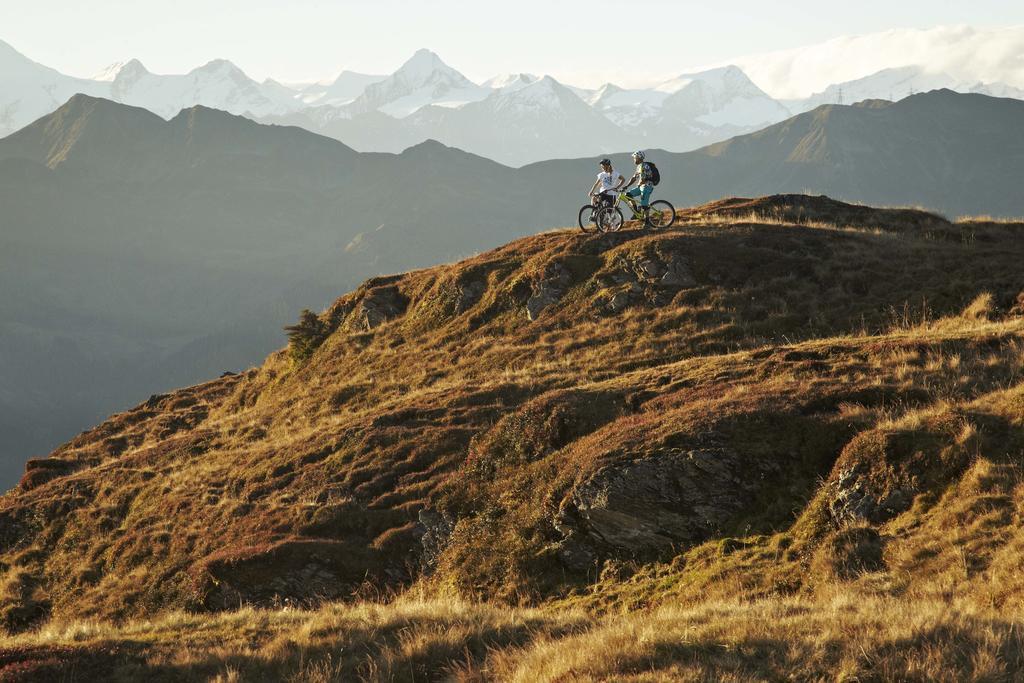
[195, 539, 381, 609]
[554, 448, 779, 566]
[353, 285, 408, 330]
[826, 464, 912, 525]
[417, 508, 455, 574]
[526, 263, 572, 321]
[597, 251, 697, 313]
[18, 459, 77, 491]
[450, 278, 486, 315]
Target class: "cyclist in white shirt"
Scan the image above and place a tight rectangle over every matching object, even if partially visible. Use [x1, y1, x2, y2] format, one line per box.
[588, 158, 625, 210]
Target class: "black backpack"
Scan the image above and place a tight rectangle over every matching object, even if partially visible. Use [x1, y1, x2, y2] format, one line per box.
[647, 162, 661, 186]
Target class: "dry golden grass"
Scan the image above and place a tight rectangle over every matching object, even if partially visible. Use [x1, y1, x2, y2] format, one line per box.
[2, 590, 1022, 681]
[4, 195, 1024, 679]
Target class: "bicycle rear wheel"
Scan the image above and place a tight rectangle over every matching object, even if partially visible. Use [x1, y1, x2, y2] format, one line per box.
[597, 206, 625, 233]
[578, 204, 599, 233]
[645, 200, 676, 229]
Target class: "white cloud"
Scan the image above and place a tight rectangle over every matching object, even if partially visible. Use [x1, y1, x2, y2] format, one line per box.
[700, 25, 1024, 99]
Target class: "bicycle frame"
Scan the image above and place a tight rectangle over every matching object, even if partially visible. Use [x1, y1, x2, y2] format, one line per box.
[611, 191, 648, 218]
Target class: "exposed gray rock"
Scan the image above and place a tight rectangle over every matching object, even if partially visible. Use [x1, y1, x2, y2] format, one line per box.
[418, 507, 455, 573]
[526, 263, 571, 321]
[659, 257, 697, 288]
[637, 259, 665, 279]
[827, 465, 912, 525]
[454, 279, 486, 314]
[554, 448, 779, 561]
[597, 253, 696, 314]
[607, 290, 633, 313]
[609, 271, 638, 286]
[354, 285, 408, 330]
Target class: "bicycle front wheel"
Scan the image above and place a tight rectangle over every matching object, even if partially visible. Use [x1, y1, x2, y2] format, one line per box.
[645, 200, 676, 229]
[597, 206, 625, 233]
[578, 204, 599, 233]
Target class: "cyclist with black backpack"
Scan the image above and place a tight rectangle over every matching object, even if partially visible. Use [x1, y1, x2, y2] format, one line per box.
[621, 150, 660, 213]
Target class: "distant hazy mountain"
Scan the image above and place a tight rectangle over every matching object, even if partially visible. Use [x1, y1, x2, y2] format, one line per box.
[102, 58, 300, 118]
[532, 89, 1024, 218]
[345, 49, 490, 117]
[262, 58, 794, 164]
[7, 37, 1024, 165]
[298, 71, 388, 106]
[3, 90, 1024, 487]
[731, 24, 1024, 101]
[482, 73, 539, 91]
[0, 39, 107, 137]
[406, 75, 633, 166]
[656, 66, 791, 127]
[0, 40, 797, 163]
[787, 65, 1024, 113]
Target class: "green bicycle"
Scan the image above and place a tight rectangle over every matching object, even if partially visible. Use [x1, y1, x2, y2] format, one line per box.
[597, 192, 676, 232]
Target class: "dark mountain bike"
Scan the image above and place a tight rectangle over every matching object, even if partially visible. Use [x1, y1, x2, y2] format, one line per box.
[597, 192, 676, 231]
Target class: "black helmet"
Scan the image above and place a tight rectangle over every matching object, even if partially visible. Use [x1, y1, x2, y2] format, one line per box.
[599, 158, 611, 166]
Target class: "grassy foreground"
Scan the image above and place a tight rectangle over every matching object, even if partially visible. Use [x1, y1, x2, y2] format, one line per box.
[7, 313, 1024, 680]
[0, 592, 1021, 681]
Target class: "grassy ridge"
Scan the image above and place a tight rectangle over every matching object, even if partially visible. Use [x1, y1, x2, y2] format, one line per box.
[3, 195, 1024, 679]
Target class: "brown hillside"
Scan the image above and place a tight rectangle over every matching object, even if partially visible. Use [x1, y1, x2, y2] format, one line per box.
[3, 194, 1024, 652]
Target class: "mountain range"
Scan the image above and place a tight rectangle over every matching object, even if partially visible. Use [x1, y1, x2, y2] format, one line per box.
[1, 89, 1023, 488]
[6, 38, 1024, 165]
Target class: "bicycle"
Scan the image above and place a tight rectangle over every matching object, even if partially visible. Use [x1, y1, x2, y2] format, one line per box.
[597, 191, 675, 232]
[578, 193, 625, 234]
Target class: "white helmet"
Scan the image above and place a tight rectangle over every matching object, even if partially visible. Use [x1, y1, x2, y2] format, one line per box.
[632, 150, 646, 161]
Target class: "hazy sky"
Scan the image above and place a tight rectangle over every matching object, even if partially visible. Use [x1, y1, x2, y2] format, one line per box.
[4, 0, 1024, 89]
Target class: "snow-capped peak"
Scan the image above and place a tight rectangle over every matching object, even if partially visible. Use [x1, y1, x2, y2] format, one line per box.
[648, 64, 791, 128]
[93, 60, 132, 82]
[0, 38, 29, 65]
[393, 48, 468, 85]
[588, 83, 669, 128]
[484, 73, 539, 91]
[488, 75, 582, 112]
[792, 66, 959, 112]
[656, 65, 762, 96]
[191, 59, 247, 77]
[348, 48, 488, 118]
[103, 58, 149, 81]
[101, 56, 301, 119]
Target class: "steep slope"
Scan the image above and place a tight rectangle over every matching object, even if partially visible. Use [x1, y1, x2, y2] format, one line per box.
[4, 195, 1024, 633]
[0, 96, 561, 488]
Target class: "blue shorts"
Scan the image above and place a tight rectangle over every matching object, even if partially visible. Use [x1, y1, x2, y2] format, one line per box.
[626, 184, 653, 207]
